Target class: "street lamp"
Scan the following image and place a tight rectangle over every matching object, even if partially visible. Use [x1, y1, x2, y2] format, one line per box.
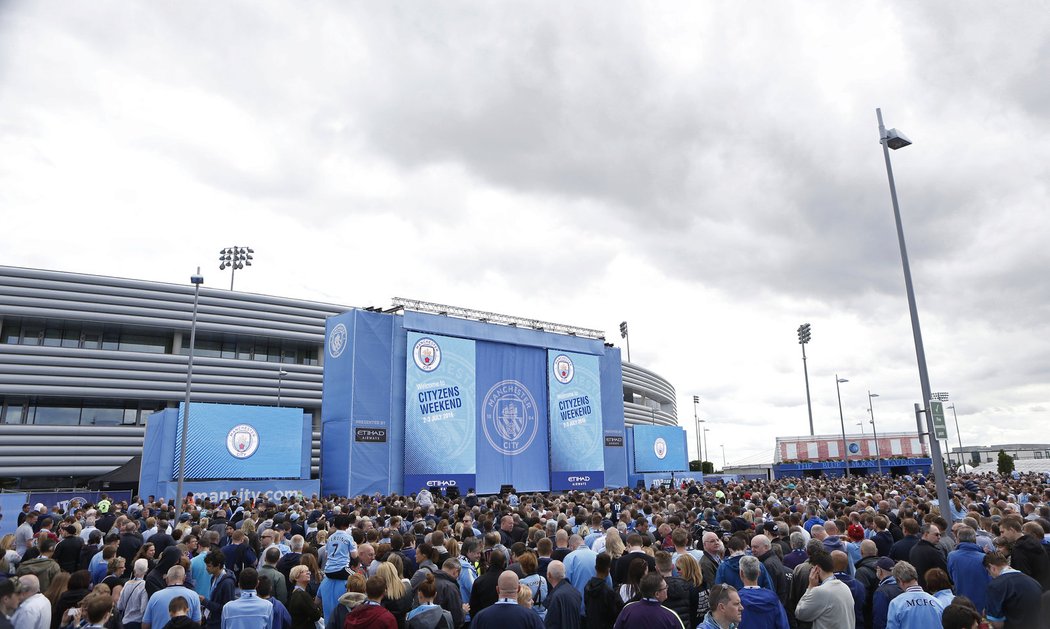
[619, 321, 631, 362]
[856, 421, 865, 435]
[720, 444, 726, 470]
[836, 376, 850, 476]
[703, 427, 711, 466]
[219, 246, 254, 290]
[174, 268, 203, 525]
[877, 108, 950, 509]
[947, 403, 963, 466]
[692, 395, 702, 467]
[869, 392, 883, 476]
[797, 323, 815, 435]
[277, 369, 289, 407]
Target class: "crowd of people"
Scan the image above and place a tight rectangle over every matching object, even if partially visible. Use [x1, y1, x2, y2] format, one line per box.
[1, 469, 1049, 629]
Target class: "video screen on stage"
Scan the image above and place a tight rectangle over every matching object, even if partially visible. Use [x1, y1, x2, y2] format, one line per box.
[632, 425, 688, 472]
[172, 403, 305, 480]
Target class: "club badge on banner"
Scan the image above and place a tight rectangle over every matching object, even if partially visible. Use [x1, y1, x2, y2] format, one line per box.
[404, 332, 477, 494]
[548, 351, 605, 490]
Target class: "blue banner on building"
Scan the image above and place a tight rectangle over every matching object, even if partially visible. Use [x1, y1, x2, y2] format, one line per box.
[173, 403, 304, 480]
[548, 350, 604, 490]
[476, 341, 550, 493]
[404, 332, 477, 494]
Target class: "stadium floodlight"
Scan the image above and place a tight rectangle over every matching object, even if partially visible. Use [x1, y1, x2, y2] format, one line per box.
[797, 323, 814, 435]
[619, 321, 631, 362]
[174, 268, 203, 525]
[219, 246, 254, 290]
[885, 128, 912, 150]
[390, 298, 605, 340]
[933, 391, 950, 401]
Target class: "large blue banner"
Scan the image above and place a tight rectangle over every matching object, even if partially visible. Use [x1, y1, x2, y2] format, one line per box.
[404, 332, 477, 494]
[632, 425, 689, 473]
[476, 342, 550, 493]
[173, 403, 305, 480]
[548, 351, 604, 490]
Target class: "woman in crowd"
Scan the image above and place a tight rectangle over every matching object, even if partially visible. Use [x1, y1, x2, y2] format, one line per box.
[675, 552, 709, 627]
[518, 551, 547, 618]
[116, 558, 149, 629]
[924, 568, 955, 608]
[405, 572, 453, 629]
[618, 557, 648, 603]
[52, 570, 92, 629]
[378, 561, 414, 628]
[299, 553, 323, 598]
[288, 564, 323, 629]
[132, 542, 156, 576]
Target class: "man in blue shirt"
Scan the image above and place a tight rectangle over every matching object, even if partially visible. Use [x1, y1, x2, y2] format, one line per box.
[140, 565, 202, 629]
[885, 561, 943, 629]
[471, 571, 543, 629]
[222, 568, 274, 629]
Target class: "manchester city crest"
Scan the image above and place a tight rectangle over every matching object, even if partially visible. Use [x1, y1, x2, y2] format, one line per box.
[553, 354, 574, 384]
[328, 323, 348, 359]
[654, 437, 668, 460]
[226, 424, 259, 459]
[848, 442, 861, 454]
[482, 380, 538, 456]
[413, 337, 442, 372]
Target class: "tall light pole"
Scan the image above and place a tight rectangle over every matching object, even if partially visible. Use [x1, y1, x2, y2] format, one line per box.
[856, 421, 865, 435]
[277, 369, 289, 407]
[703, 427, 711, 466]
[798, 323, 814, 435]
[619, 321, 631, 363]
[836, 375, 850, 476]
[877, 108, 950, 509]
[720, 444, 726, 470]
[869, 392, 882, 476]
[948, 403, 963, 466]
[174, 268, 203, 524]
[692, 395, 702, 467]
[219, 246, 253, 290]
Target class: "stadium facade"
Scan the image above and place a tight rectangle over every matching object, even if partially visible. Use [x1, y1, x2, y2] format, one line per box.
[0, 266, 678, 487]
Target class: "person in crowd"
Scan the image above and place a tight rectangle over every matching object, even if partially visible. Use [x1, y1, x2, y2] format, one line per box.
[872, 557, 902, 629]
[909, 523, 948, 589]
[141, 566, 201, 629]
[286, 565, 321, 629]
[12, 574, 51, 629]
[584, 552, 621, 629]
[544, 560, 582, 629]
[164, 596, 201, 629]
[939, 599, 981, 629]
[699, 583, 742, 629]
[256, 576, 291, 629]
[377, 561, 413, 627]
[794, 547, 855, 629]
[220, 567, 274, 629]
[998, 514, 1050, 590]
[258, 547, 288, 605]
[468, 548, 505, 618]
[16, 537, 61, 592]
[201, 549, 238, 629]
[53, 569, 92, 629]
[736, 555, 788, 629]
[518, 550, 547, 617]
[471, 570, 543, 629]
[613, 572, 684, 629]
[831, 550, 865, 629]
[0, 577, 21, 629]
[117, 558, 150, 629]
[406, 572, 454, 629]
[324, 574, 366, 629]
[54, 525, 85, 575]
[714, 535, 773, 591]
[885, 560, 944, 628]
[782, 531, 808, 570]
[947, 526, 989, 614]
[924, 567, 955, 608]
[890, 519, 921, 563]
[344, 575, 397, 629]
[983, 550, 1041, 629]
[750, 534, 787, 606]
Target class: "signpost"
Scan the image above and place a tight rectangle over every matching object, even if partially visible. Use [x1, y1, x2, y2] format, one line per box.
[930, 400, 949, 440]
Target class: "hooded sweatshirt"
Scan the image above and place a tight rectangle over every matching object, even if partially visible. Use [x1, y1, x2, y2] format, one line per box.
[344, 601, 397, 629]
[324, 591, 366, 629]
[147, 547, 185, 596]
[406, 603, 455, 629]
[738, 586, 788, 629]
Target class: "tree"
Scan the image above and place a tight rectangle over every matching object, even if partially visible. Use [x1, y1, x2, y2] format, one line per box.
[689, 459, 701, 472]
[997, 449, 1015, 474]
[701, 461, 715, 474]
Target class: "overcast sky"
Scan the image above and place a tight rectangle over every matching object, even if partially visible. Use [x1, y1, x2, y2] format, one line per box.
[3, 2, 1048, 467]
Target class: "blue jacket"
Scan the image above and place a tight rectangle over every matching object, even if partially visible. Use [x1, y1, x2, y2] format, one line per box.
[834, 572, 865, 629]
[948, 542, 990, 613]
[738, 586, 787, 629]
[715, 554, 774, 592]
[872, 576, 901, 629]
[204, 569, 239, 629]
[886, 586, 943, 629]
[221, 591, 274, 629]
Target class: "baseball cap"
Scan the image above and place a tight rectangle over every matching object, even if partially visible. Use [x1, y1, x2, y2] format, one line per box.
[876, 557, 895, 571]
[762, 521, 779, 534]
[847, 524, 865, 541]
